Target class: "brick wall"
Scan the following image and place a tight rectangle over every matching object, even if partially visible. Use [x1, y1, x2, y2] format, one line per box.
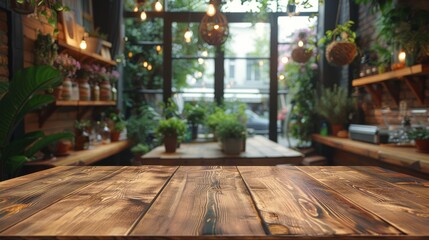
[0, 10, 8, 83]
[356, 3, 429, 127]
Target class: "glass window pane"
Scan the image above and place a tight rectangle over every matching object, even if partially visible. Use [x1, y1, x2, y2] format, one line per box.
[173, 58, 214, 92]
[278, 16, 317, 43]
[225, 59, 269, 91]
[225, 23, 270, 58]
[172, 22, 216, 58]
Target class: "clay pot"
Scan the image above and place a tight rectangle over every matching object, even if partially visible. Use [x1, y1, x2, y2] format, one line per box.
[164, 135, 178, 153]
[415, 139, 429, 153]
[110, 131, 121, 142]
[331, 124, 343, 137]
[55, 140, 72, 156]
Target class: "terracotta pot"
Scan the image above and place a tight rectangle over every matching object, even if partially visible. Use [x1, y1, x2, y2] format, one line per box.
[110, 131, 121, 142]
[331, 124, 343, 137]
[415, 139, 429, 153]
[55, 140, 72, 156]
[85, 37, 102, 54]
[164, 135, 178, 153]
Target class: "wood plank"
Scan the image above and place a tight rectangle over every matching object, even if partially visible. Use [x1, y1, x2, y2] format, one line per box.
[131, 166, 266, 236]
[238, 166, 400, 236]
[352, 166, 429, 199]
[2, 166, 178, 236]
[0, 167, 122, 232]
[298, 166, 429, 235]
[352, 64, 429, 86]
[0, 167, 72, 190]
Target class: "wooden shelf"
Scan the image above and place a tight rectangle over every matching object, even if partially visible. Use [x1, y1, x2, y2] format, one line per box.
[312, 134, 429, 175]
[58, 40, 116, 66]
[352, 64, 429, 107]
[39, 100, 116, 127]
[25, 140, 132, 168]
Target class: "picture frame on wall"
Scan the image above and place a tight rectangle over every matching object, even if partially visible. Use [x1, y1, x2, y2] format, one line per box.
[62, 11, 79, 47]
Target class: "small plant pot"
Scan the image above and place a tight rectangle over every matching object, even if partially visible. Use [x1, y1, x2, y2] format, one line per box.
[415, 139, 429, 153]
[164, 135, 178, 153]
[85, 37, 102, 54]
[110, 131, 121, 142]
[331, 124, 343, 137]
[222, 138, 242, 155]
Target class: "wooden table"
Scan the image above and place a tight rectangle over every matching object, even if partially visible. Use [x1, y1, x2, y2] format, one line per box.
[1, 166, 428, 239]
[136, 135, 303, 166]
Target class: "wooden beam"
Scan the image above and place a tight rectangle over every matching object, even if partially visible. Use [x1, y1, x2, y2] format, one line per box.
[403, 76, 425, 105]
[381, 81, 400, 107]
[364, 84, 382, 107]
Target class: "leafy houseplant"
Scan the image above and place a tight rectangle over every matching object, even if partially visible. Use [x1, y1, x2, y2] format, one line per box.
[11, 0, 69, 34]
[407, 128, 429, 153]
[34, 31, 58, 65]
[0, 65, 73, 180]
[184, 103, 206, 140]
[315, 85, 355, 136]
[155, 117, 186, 153]
[108, 111, 126, 142]
[318, 20, 357, 66]
[216, 119, 246, 155]
[127, 105, 160, 151]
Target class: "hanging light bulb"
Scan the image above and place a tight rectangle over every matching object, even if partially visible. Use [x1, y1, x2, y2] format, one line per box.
[147, 64, 153, 71]
[207, 3, 216, 16]
[79, 39, 87, 50]
[298, 40, 304, 47]
[128, 52, 133, 58]
[143, 61, 148, 68]
[156, 45, 162, 52]
[281, 56, 289, 64]
[133, 6, 139, 12]
[184, 27, 193, 43]
[140, 10, 147, 21]
[201, 50, 208, 57]
[154, 0, 163, 12]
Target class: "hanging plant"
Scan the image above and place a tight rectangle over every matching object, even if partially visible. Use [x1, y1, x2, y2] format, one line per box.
[291, 31, 313, 63]
[318, 20, 357, 66]
[11, 0, 69, 34]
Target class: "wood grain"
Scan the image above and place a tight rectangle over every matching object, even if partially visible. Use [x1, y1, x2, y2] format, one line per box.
[2, 166, 177, 236]
[352, 166, 429, 199]
[238, 166, 400, 236]
[0, 167, 71, 190]
[0, 167, 122, 232]
[298, 166, 429, 235]
[131, 166, 265, 236]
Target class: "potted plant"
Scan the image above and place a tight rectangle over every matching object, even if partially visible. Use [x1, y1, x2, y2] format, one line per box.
[74, 120, 90, 150]
[53, 53, 81, 100]
[107, 110, 126, 142]
[407, 127, 429, 153]
[11, 0, 69, 34]
[86, 27, 108, 54]
[318, 20, 357, 66]
[34, 31, 58, 66]
[315, 85, 355, 137]
[216, 119, 246, 155]
[0, 65, 73, 180]
[155, 117, 186, 153]
[184, 103, 206, 140]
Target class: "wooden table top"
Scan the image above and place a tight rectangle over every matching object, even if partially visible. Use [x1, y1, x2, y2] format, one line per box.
[137, 135, 303, 166]
[1, 166, 428, 239]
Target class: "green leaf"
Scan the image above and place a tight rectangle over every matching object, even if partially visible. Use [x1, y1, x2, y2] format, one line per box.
[0, 81, 8, 99]
[6, 155, 28, 177]
[0, 65, 61, 149]
[2, 131, 44, 161]
[25, 132, 74, 157]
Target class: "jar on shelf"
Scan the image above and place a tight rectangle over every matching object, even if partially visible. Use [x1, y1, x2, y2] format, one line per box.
[71, 82, 79, 100]
[78, 77, 91, 101]
[61, 78, 72, 100]
[75, 128, 90, 150]
[101, 122, 111, 144]
[111, 85, 117, 102]
[91, 83, 100, 101]
[100, 80, 112, 101]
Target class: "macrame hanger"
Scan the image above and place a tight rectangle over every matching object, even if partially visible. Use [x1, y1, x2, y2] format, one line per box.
[335, 0, 342, 27]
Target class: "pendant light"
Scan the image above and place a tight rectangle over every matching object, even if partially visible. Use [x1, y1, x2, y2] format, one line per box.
[154, 0, 163, 12]
[199, 0, 229, 46]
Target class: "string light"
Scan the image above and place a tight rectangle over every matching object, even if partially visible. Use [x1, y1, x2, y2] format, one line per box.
[279, 74, 285, 80]
[281, 56, 289, 64]
[133, 6, 139, 12]
[147, 64, 153, 71]
[154, 0, 163, 12]
[298, 40, 304, 47]
[143, 61, 148, 68]
[206, 3, 216, 16]
[201, 50, 208, 57]
[184, 27, 193, 43]
[156, 45, 162, 52]
[140, 10, 147, 21]
[128, 52, 133, 58]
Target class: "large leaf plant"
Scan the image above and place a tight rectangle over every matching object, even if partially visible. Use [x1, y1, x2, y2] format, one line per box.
[0, 65, 73, 180]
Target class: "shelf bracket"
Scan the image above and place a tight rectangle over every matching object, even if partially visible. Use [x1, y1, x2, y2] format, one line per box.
[381, 81, 400, 107]
[77, 106, 92, 120]
[38, 103, 57, 128]
[403, 76, 425, 105]
[364, 84, 382, 107]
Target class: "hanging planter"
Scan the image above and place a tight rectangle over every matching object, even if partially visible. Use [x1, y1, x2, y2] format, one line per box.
[318, 21, 358, 67]
[199, 1, 229, 46]
[11, 0, 35, 15]
[325, 41, 357, 66]
[291, 47, 312, 63]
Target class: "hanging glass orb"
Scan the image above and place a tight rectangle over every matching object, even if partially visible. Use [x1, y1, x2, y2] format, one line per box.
[199, 11, 229, 46]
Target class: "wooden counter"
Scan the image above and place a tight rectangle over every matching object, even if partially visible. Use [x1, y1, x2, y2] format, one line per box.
[136, 135, 303, 166]
[0, 166, 428, 239]
[25, 140, 132, 169]
[312, 134, 429, 176]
